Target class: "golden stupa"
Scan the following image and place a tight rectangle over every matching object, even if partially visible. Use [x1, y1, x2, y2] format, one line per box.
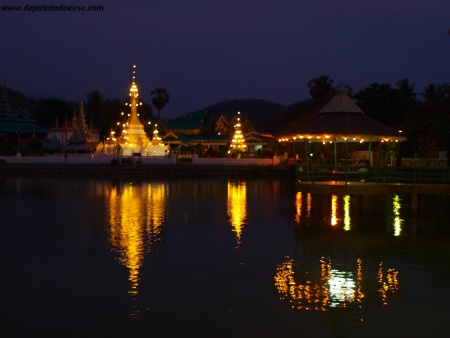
[117, 65, 167, 157]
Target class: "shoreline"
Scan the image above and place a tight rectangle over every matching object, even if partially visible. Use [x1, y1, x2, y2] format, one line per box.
[0, 162, 297, 180]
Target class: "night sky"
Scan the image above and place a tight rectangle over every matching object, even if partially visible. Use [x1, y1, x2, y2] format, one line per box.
[2, 0, 449, 118]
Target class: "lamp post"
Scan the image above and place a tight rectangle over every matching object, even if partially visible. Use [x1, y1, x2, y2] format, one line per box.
[16, 128, 21, 155]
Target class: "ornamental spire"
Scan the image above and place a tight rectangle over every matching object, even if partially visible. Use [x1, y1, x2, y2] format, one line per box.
[127, 64, 141, 127]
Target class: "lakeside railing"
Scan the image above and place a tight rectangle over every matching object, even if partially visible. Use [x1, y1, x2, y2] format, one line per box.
[296, 164, 450, 185]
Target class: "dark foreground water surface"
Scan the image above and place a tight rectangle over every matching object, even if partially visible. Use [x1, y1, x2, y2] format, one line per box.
[1, 177, 449, 337]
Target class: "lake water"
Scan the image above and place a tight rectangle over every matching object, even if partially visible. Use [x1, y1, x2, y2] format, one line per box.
[1, 177, 449, 337]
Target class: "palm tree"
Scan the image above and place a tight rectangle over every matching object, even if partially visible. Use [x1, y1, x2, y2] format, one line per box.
[307, 76, 334, 106]
[396, 78, 417, 100]
[150, 88, 170, 122]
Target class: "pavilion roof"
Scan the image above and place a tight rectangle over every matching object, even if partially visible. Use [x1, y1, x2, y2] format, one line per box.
[0, 119, 47, 134]
[162, 110, 213, 131]
[277, 89, 406, 142]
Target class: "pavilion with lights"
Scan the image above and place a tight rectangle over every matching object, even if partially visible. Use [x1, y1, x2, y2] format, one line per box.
[277, 85, 407, 181]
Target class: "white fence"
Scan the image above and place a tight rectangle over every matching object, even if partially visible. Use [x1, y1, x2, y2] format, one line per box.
[1, 154, 283, 166]
[192, 156, 274, 166]
[0, 154, 176, 165]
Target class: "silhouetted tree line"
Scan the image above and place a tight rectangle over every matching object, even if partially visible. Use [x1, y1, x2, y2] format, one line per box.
[280, 76, 450, 157]
[4, 76, 450, 157]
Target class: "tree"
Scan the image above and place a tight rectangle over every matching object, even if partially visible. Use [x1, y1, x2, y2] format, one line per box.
[353, 83, 403, 128]
[32, 98, 75, 127]
[151, 88, 170, 122]
[307, 76, 335, 108]
[396, 78, 416, 101]
[418, 83, 450, 154]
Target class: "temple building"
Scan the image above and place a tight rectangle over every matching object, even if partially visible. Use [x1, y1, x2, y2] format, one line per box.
[0, 81, 47, 146]
[161, 110, 229, 155]
[115, 65, 167, 157]
[61, 100, 99, 153]
[47, 109, 100, 147]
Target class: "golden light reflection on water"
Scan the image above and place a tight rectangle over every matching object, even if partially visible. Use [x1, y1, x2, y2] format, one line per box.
[378, 262, 399, 306]
[296, 193, 405, 234]
[227, 181, 247, 248]
[331, 195, 338, 226]
[295, 192, 302, 223]
[392, 195, 403, 236]
[275, 256, 399, 312]
[108, 183, 166, 317]
[343, 195, 351, 231]
[294, 192, 311, 224]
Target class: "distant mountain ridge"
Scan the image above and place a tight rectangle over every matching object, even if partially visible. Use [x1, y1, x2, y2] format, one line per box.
[179, 98, 286, 134]
[8, 85, 312, 135]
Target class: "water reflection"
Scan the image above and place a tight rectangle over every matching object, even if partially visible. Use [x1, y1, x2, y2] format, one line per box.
[331, 195, 338, 226]
[378, 262, 400, 306]
[295, 193, 405, 235]
[284, 191, 406, 313]
[274, 256, 399, 312]
[295, 192, 311, 224]
[227, 181, 247, 248]
[107, 182, 166, 317]
[343, 195, 351, 231]
[392, 195, 402, 236]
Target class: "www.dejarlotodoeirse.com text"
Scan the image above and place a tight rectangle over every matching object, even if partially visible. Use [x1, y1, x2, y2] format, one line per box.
[1, 4, 104, 12]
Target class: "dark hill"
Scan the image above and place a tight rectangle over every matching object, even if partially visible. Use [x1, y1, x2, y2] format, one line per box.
[181, 98, 286, 134]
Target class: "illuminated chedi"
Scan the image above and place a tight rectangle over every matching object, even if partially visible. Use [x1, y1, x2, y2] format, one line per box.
[147, 122, 167, 156]
[116, 65, 167, 157]
[228, 111, 246, 156]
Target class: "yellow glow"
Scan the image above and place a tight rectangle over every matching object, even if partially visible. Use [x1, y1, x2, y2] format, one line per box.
[377, 262, 399, 306]
[108, 183, 166, 317]
[343, 195, 351, 231]
[392, 195, 402, 236]
[331, 195, 338, 226]
[295, 192, 302, 224]
[227, 181, 247, 248]
[274, 256, 365, 311]
[306, 193, 311, 217]
[275, 256, 398, 312]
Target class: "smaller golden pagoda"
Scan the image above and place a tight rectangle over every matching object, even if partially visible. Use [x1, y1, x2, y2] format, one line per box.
[228, 111, 247, 157]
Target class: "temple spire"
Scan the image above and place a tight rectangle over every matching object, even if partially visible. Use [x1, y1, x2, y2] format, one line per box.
[127, 65, 142, 128]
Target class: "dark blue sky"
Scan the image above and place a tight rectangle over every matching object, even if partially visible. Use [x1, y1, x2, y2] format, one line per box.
[2, 0, 449, 118]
